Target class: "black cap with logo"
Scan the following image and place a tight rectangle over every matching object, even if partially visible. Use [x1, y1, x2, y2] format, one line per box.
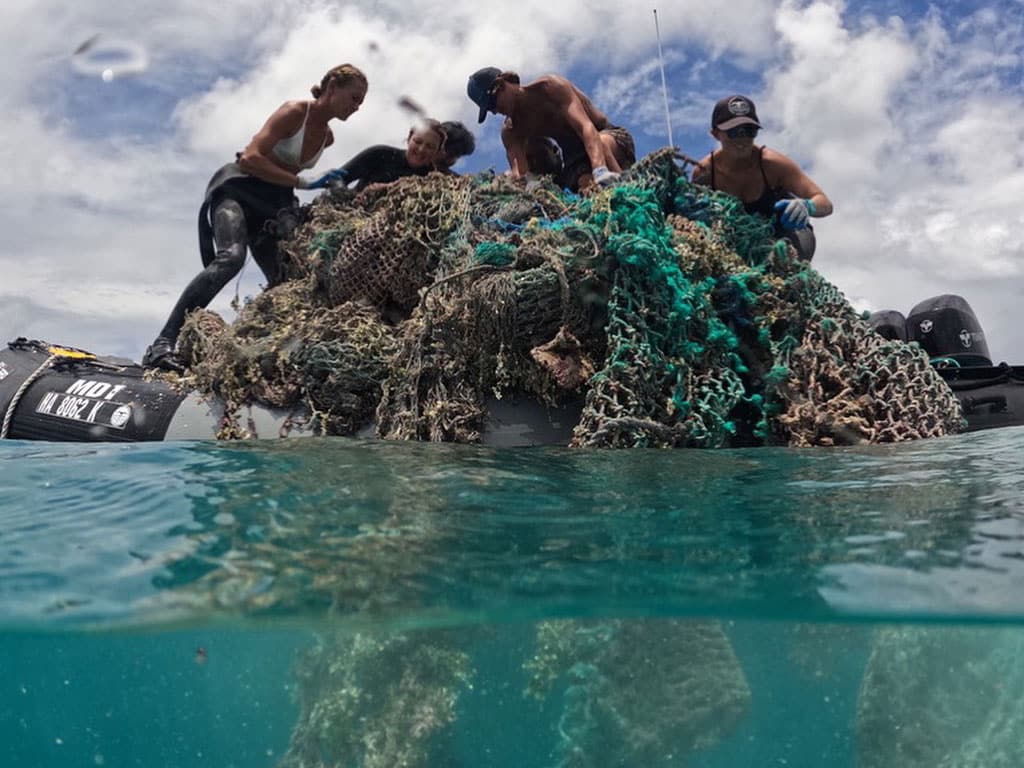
[467, 67, 502, 124]
[711, 95, 762, 131]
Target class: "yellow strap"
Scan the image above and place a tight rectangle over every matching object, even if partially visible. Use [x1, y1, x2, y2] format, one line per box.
[47, 345, 96, 360]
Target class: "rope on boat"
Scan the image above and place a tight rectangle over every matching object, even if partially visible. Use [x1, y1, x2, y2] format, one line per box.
[1, 353, 57, 439]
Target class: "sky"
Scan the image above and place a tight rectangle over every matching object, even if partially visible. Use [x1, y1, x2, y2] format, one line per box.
[2, 0, 1023, 363]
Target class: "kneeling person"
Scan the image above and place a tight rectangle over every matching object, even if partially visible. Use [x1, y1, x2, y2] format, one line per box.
[691, 94, 832, 260]
[467, 67, 634, 192]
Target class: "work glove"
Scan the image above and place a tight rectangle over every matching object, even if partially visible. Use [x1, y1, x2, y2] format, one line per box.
[592, 165, 620, 188]
[297, 168, 349, 190]
[773, 198, 816, 230]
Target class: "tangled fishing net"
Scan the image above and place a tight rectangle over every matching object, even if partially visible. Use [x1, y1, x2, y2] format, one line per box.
[174, 149, 961, 445]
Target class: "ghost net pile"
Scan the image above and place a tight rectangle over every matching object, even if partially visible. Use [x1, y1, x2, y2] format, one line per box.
[176, 151, 961, 446]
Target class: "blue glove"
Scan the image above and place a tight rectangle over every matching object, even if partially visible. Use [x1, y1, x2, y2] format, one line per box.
[592, 165, 620, 187]
[298, 168, 348, 190]
[773, 198, 816, 230]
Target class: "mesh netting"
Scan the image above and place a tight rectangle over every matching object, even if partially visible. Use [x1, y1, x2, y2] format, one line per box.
[174, 152, 962, 446]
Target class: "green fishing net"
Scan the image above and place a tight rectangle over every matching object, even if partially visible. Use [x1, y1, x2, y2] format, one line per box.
[175, 149, 962, 445]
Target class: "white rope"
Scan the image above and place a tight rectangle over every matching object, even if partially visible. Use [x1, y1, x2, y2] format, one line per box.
[1, 354, 57, 439]
[653, 9, 674, 148]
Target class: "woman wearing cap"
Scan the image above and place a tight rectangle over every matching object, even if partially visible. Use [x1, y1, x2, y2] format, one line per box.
[691, 94, 832, 261]
[142, 64, 368, 372]
[466, 67, 634, 192]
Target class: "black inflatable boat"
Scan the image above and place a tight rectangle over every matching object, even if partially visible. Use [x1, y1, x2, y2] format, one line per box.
[2, 293, 1019, 444]
[0, 338, 314, 442]
[869, 294, 1024, 433]
[0, 338, 577, 446]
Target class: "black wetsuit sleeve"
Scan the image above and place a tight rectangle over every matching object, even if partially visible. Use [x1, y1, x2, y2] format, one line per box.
[341, 145, 415, 190]
[341, 146, 390, 185]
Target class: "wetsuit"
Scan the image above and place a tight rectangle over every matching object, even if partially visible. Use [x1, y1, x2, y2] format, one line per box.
[152, 169, 295, 345]
[340, 146, 433, 191]
[710, 146, 816, 261]
[152, 107, 330, 347]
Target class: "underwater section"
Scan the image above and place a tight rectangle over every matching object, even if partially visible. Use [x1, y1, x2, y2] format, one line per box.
[5, 430, 1024, 765]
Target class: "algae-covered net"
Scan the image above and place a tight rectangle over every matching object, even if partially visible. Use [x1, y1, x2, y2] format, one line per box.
[176, 149, 962, 446]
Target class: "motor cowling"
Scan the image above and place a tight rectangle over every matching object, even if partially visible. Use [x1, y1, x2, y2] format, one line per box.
[867, 310, 908, 342]
[906, 294, 991, 366]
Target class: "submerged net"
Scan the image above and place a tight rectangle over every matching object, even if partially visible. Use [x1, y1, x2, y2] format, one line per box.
[175, 149, 962, 445]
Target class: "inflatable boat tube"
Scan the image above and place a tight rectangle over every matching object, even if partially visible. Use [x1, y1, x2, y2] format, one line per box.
[936, 364, 1024, 433]
[0, 339, 578, 446]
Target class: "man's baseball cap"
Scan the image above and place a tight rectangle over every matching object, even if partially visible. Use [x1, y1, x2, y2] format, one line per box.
[712, 95, 762, 131]
[467, 67, 501, 123]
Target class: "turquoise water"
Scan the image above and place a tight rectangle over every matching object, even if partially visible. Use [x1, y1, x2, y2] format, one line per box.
[4, 430, 1024, 766]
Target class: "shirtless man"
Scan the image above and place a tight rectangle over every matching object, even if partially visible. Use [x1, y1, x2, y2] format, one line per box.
[691, 94, 832, 260]
[466, 67, 635, 192]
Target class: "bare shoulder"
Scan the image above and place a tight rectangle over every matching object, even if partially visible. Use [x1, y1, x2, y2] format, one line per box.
[264, 100, 307, 130]
[761, 146, 822, 195]
[270, 100, 307, 119]
[691, 153, 713, 183]
[761, 147, 802, 174]
[529, 75, 574, 101]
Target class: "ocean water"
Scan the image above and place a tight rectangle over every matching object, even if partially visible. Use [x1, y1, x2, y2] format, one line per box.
[3, 429, 1024, 767]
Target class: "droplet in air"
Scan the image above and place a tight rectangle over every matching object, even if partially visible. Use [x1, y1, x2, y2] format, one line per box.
[397, 96, 426, 117]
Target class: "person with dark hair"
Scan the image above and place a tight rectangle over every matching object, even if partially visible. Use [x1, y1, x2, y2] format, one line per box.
[466, 67, 634, 192]
[142, 64, 368, 372]
[329, 119, 448, 192]
[691, 94, 832, 261]
[438, 121, 476, 170]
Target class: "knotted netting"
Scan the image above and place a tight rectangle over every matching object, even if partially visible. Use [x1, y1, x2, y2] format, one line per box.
[175, 148, 962, 446]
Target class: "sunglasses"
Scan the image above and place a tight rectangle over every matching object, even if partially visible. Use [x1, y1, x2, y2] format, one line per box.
[725, 125, 759, 139]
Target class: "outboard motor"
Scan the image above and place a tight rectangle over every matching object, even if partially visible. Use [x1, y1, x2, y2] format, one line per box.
[867, 310, 908, 342]
[906, 294, 991, 367]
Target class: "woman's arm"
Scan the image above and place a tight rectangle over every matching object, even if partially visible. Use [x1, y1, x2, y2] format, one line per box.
[341, 146, 404, 189]
[767, 150, 833, 217]
[691, 155, 713, 186]
[237, 101, 308, 187]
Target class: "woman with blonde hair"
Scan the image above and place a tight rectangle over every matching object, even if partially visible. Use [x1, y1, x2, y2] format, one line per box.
[143, 64, 368, 372]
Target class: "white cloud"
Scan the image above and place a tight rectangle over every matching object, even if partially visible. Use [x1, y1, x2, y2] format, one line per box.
[750, 1, 1024, 362]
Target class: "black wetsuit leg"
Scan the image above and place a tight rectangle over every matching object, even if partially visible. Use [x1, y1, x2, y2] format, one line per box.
[157, 198, 248, 342]
[249, 232, 284, 289]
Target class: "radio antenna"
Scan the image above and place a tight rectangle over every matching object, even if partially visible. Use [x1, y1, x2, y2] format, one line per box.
[653, 9, 674, 148]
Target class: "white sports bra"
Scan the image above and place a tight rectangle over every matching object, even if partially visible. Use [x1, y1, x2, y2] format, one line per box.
[272, 103, 327, 170]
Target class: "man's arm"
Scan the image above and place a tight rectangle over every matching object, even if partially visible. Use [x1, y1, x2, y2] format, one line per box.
[238, 102, 307, 187]
[562, 93, 610, 175]
[501, 120, 530, 178]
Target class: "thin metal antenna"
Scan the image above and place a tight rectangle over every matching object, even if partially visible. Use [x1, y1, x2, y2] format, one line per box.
[653, 9, 674, 148]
